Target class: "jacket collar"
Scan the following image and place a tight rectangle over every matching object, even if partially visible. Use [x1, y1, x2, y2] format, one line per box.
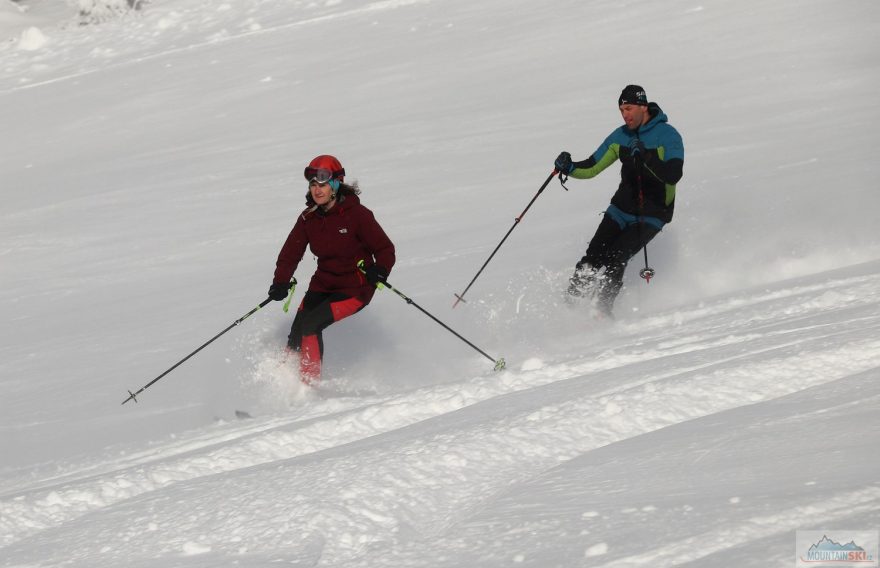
[302, 193, 360, 220]
[638, 103, 668, 134]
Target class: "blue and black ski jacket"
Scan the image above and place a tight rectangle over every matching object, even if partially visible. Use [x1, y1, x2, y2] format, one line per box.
[569, 102, 684, 224]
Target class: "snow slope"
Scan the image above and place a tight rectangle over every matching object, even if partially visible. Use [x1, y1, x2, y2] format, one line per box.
[1, 0, 879, 566]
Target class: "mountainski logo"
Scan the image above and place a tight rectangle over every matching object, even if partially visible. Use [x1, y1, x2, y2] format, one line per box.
[797, 531, 878, 567]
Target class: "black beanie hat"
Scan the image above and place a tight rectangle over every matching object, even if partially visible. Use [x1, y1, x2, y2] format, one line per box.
[618, 84, 648, 106]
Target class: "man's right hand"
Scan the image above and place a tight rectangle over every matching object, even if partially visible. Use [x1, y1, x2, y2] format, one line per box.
[554, 151, 573, 174]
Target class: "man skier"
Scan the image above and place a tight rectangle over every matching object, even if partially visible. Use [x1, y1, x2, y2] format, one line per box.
[554, 84, 684, 317]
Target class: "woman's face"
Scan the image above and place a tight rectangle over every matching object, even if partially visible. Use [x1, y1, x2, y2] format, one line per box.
[309, 180, 335, 207]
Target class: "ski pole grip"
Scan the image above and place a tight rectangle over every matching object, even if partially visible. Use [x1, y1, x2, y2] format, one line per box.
[356, 260, 386, 290]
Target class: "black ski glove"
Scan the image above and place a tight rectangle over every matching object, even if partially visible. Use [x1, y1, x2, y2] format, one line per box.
[619, 140, 647, 168]
[629, 139, 646, 157]
[364, 264, 389, 286]
[554, 151, 573, 174]
[268, 282, 292, 301]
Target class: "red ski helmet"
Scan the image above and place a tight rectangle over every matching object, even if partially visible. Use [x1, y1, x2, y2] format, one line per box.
[304, 155, 345, 183]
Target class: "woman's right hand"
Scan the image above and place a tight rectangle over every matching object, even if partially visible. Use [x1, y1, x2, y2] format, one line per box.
[268, 282, 292, 301]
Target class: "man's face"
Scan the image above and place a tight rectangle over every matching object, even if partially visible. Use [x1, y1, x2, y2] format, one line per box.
[619, 104, 648, 130]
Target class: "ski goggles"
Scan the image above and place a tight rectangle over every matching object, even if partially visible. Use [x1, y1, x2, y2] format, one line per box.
[304, 167, 344, 184]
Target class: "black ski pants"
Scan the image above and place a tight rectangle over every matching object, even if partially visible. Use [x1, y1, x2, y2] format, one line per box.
[576, 213, 661, 308]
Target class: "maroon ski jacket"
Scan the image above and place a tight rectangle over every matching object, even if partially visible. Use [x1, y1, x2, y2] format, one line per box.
[273, 193, 395, 303]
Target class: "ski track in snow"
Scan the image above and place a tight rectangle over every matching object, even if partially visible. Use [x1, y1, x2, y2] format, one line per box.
[0, 0, 430, 95]
[2, 266, 879, 564]
[403, 368, 880, 568]
[589, 486, 880, 568]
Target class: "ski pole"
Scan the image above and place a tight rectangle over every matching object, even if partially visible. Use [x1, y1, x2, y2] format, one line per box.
[452, 170, 558, 308]
[634, 150, 655, 283]
[121, 287, 291, 405]
[359, 262, 505, 371]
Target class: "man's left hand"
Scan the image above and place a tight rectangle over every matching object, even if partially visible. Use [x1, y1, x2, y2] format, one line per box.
[628, 139, 646, 157]
[620, 140, 648, 167]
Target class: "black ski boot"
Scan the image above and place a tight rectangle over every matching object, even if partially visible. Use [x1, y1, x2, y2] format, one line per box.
[567, 263, 598, 299]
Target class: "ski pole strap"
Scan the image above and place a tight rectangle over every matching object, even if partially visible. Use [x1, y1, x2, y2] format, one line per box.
[557, 171, 571, 191]
[282, 277, 297, 313]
